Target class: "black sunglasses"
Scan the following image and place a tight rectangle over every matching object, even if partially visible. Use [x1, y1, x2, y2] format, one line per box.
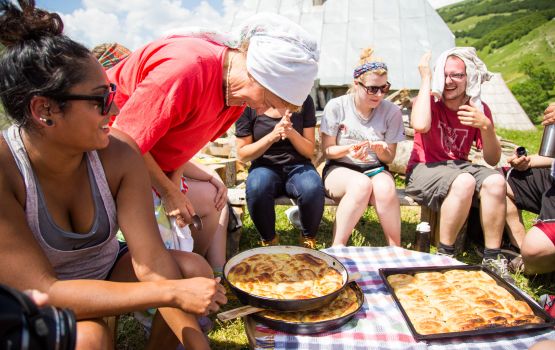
[54, 83, 116, 116]
[356, 81, 391, 95]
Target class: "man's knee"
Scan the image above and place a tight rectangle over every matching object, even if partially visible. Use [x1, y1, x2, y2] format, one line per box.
[521, 227, 555, 274]
[481, 173, 506, 197]
[449, 173, 476, 198]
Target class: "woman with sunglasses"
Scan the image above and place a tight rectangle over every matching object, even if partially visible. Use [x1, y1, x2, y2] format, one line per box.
[107, 13, 319, 274]
[320, 47, 405, 247]
[0, 1, 226, 349]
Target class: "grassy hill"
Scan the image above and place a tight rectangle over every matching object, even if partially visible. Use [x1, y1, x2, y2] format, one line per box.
[438, 0, 555, 123]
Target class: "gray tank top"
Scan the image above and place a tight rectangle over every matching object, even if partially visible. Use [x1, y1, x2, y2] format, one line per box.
[4, 126, 120, 280]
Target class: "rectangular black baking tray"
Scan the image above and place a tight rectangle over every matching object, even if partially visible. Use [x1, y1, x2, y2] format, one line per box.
[379, 265, 555, 341]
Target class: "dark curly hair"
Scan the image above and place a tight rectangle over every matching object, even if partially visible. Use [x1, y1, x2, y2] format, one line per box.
[0, 0, 92, 128]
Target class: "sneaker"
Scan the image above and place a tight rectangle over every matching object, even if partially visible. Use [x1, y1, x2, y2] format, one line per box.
[260, 235, 279, 247]
[300, 235, 317, 249]
[508, 255, 525, 274]
[540, 294, 555, 318]
[482, 255, 515, 284]
[285, 206, 302, 229]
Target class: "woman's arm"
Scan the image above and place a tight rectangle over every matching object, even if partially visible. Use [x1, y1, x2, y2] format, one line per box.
[411, 52, 433, 133]
[321, 133, 351, 159]
[236, 120, 285, 162]
[283, 125, 316, 160]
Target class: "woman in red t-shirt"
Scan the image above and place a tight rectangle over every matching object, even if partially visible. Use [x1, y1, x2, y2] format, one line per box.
[108, 13, 320, 273]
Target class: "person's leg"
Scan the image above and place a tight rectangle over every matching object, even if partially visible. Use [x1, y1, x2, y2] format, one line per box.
[521, 224, 555, 274]
[109, 250, 213, 350]
[477, 173, 506, 250]
[284, 164, 325, 238]
[505, 184, 526, 249]
[324, 166, 372, 246]
[439, 173, 475, 246]
[205, 206, 229, 270]
[369, 171, 401, 246]
[76, 319, 113, 350]
[406, 162, 470, 253]
[186, 178, 226, 261]
[245, 166, 284, 242]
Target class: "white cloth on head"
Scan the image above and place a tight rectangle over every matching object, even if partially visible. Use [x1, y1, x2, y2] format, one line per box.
[162, 12, 319, 106]
[431, 47, 492, 112]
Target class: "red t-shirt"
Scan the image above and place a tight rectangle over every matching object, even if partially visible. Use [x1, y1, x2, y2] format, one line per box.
[407, 95, 493, 173]
[107, 36, 245, 172]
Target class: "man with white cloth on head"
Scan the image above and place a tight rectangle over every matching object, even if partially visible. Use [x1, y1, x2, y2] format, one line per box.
[405, 48, 513, 282]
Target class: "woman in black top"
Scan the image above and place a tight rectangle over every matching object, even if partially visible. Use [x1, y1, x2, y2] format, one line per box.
[235, 96, 325, 248]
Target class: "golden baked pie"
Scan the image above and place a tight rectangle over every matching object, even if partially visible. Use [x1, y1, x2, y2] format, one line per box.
[388, 270, 545, 334]
[227, 253, 343, 299]
[260, 286, 359, 323]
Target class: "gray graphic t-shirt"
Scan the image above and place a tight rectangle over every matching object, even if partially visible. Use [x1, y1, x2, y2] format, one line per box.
[320, 94, 405, 167]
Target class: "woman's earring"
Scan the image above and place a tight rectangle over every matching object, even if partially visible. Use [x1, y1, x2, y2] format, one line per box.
[39, 117, 54, 126]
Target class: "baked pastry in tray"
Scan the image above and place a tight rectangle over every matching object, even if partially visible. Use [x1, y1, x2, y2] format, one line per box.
[259, 286, 359, 323]
[388, 270, 545, 335]
[227, 253, 343, 299]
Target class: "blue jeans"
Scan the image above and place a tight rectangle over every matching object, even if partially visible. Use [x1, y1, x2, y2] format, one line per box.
[245, 163, 325, 241]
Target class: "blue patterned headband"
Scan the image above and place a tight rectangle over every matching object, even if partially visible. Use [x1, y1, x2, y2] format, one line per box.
[353, 62, 388, 78]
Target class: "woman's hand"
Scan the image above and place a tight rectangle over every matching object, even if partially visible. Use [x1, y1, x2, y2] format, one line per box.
[349, 141, 369, 160]
[208, 176, 227, 211]
[24, 289, 49, 306]
[162, 189, 196, 227]
[173, 277, 227, 316]
[278, 111, 294, 140]
[369, 141, 388, 155]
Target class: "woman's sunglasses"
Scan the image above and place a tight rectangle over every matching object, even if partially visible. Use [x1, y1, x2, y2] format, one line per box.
[54, 83, 116, 115]
[356, 81, 391, 95]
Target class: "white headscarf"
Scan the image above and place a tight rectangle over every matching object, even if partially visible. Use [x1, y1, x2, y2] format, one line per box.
[163, 13, 319, 106]
[431, 47, 492, 112]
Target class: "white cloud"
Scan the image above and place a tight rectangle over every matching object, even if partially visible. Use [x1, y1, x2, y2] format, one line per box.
[61, 0, 240, 50]
[60, 0, 459, 50]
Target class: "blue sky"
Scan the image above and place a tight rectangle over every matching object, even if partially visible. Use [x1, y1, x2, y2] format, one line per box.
[36, 0, 225, 14]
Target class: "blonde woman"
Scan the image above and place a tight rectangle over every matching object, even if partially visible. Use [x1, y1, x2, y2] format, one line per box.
[320, 48, 404, 247]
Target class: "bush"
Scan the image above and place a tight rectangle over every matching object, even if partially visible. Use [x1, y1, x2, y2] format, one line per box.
[512, 80, 550, 124]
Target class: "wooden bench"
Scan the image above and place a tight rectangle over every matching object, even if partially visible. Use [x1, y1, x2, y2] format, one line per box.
[226, 187, 436, 256]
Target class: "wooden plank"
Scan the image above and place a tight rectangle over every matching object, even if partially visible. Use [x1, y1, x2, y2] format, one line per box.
[228, 188, 418, 207]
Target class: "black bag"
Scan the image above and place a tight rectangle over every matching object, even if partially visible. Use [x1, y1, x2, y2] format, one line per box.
[0, 284, 76, 350]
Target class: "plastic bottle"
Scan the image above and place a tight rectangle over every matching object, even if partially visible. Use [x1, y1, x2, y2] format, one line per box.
[415, 221, 431, 253]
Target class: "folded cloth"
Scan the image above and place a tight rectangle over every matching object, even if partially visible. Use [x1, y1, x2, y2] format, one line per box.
[431, 47, 492, 113]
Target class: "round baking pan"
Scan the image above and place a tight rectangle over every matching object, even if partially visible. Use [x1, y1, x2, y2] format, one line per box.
[223, 245, 349, 312]
[250, 281, 364, 335]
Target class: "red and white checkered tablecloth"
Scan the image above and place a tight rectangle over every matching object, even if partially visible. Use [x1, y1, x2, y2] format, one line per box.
[249, 246, 555, 350]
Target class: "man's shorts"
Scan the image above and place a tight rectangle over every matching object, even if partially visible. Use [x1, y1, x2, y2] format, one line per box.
[405, 160, 500, 212]
[507, 167, 555, 245]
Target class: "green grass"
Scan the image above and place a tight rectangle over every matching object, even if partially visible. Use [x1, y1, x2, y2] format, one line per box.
[448, 14, 498, 33]
[497, 126, 544, 154]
